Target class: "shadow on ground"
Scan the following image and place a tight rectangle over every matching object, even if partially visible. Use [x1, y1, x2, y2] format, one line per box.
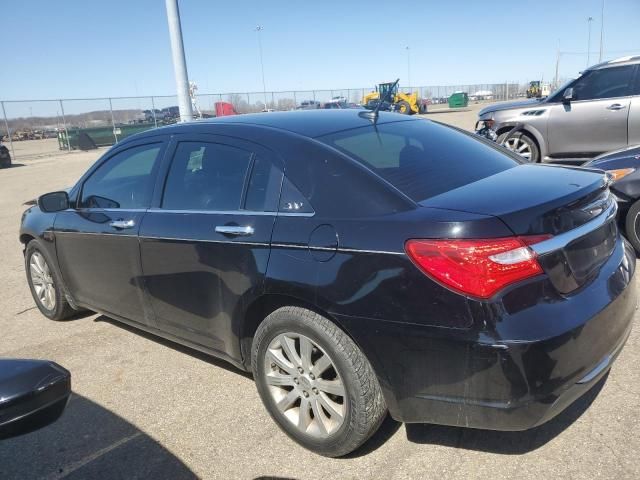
[0, 393, 197, 480]
[405, 373, 608, 454]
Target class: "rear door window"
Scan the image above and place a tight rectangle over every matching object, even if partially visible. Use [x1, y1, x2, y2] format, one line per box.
[162, 141, 252, 211]
[318, 120, 517, 202]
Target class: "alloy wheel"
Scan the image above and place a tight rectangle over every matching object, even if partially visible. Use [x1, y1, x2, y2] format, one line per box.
[264, 332, 346, 438]
[29, 251, 56, 311]
[503, 136, 532, 161]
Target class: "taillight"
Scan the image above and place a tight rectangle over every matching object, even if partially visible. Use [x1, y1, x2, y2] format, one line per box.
[405, 236, 550, 299]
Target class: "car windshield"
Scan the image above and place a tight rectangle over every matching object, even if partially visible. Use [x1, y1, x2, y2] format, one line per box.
[318, 120, 518, 202]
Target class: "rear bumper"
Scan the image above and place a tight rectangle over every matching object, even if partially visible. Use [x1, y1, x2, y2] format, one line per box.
[339, 236, 637, 430]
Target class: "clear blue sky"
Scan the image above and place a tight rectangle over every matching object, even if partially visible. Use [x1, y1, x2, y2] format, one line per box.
[1, 0, 639, 100]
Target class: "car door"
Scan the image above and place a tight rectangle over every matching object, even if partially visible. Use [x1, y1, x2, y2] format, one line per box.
[54, 139, 167, 326]
[139, 135, 283, 352]
[547, 64, 636, 158]
[629, 67, 640, 146]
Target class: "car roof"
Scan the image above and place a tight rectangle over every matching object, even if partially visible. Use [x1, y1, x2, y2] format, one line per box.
[152, 109, 417, 139]
[586, 55, 640, 71]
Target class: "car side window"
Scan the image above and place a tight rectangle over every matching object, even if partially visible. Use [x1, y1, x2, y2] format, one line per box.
[162, 141, 252, 211]
[80, 143, 162, 209]
[244, 156, 282, 212]
[279, 177, 314, 214]
[571, 65, 635, 101]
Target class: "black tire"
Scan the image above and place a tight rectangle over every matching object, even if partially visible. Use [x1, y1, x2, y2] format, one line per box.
[497, 131, 540, 163]
[625, 200, 640, 255]
[252, 306, 386, 457]
[396, 100, 412, 115]
[25, 240, 75, 320]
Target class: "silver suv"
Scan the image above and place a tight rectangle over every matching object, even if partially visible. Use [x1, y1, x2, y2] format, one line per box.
[477, 56, 640, 163]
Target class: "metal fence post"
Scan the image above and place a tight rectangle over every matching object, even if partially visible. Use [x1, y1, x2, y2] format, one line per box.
[59, 100, 71, 151]
[108, 98, 118, 143]
[1, 101, 15, 161]
[151, 96, 158, 128]
[312, 91, 316, 102]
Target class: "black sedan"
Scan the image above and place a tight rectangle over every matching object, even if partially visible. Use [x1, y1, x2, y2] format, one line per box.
[584, 145, 640, 253]
[0, 143, 11, 168]
[20, 110, 636, 457]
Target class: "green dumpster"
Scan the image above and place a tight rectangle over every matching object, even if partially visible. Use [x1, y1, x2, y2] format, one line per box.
[448, 92, 468, 108]
[58, 123, 158, 150]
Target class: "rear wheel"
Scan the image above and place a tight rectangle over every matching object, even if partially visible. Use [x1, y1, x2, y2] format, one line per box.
[396, 101, 412, 115]
[25, 241, 75, 320]
[252, 306, 386, 457]
[497, 131, 539, 162]
[624, 200, 640, 255]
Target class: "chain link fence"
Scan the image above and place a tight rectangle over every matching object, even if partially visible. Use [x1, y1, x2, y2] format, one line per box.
[1, 82, 521, 161]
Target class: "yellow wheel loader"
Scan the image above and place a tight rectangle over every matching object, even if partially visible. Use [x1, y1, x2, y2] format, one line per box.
[362, 81, 426, 115]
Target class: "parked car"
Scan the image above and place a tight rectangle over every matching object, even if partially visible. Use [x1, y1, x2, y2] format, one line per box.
[476, 56, 640, 163]
[297, 100, 321, 110]
[0, 143, 11, 168]
[584, 145, 640, 253]
[0, 359, 71, 438]
[21, 110, 636, 457]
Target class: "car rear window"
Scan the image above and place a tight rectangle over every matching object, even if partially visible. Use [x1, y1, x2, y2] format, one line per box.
[317, 120, 517, 202]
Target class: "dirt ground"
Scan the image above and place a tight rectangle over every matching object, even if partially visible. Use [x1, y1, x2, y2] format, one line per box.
[1, 107, 639, 479]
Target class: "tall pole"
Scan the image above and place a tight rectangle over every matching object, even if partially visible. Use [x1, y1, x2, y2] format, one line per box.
[587, 17, 593, 67]
[165, 0, 193, 122]
[554, 39, 560, 89]
[598, 0, 605, 62]
[255, 26, 268, 109]
[406, 46, 411, 90]
[1, 101, 15, 161]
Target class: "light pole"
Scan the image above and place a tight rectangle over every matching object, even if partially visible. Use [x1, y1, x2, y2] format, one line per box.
[598, 0, 605, 62]
[165, 0, 193, 122]
[406, 46, 411, 90]
[255, 25, 268, 109]
[587, 16, 593, 67]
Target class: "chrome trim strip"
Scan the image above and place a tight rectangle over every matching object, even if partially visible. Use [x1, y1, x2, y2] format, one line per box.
[54, 231, 138, 238]
[530, 198, 618, 256]
[146, 208, 314, 217]
[140, 236, 270, 247]
[576, 355, 611, 384]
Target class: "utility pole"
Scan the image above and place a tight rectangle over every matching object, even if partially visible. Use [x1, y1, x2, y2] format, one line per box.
[554, 40, 561, 89]
[598, 0, 605, 62]
[255, 25, 268, 109]
[406, 46, 411, 90]
[165, 0, 193, 122]
[587, 16, 593, 67]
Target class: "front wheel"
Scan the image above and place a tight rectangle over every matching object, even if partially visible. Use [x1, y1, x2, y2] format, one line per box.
[624, 200, 640, 255]
[25, 241, 75, 320]
[497, 131, 540, 163]
[252, 307, 386, 457]
[395, 101, 412, 115]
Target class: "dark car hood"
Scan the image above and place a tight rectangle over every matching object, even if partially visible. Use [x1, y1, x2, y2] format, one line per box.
[585, 145, 640, 167]
[479, 99, 545, 116]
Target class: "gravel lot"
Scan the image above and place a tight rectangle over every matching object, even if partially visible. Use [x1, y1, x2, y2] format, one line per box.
[1, 106, 640, 479]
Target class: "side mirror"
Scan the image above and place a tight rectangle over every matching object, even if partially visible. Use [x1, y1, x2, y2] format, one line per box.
[563, 87, 574, 102]
[38, 191, 69, 212]
[0, 359, 71, 439]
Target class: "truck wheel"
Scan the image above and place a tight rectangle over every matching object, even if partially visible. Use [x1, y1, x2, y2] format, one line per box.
[396, 101, 412, 115]
[497, 131, 540, 163]
[624, 200, 640, 255]
[252, 306, 387, 457]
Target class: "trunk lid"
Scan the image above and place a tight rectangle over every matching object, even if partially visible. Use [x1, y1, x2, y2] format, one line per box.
[421, 164, 616, 294]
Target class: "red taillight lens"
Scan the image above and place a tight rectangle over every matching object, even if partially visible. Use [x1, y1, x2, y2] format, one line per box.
[405, 236, 550, 299]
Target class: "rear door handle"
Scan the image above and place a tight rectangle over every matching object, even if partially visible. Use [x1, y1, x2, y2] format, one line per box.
[110, 219, 136, 229]
[606, 103, 626, 110]
[215, 225, 254, 236]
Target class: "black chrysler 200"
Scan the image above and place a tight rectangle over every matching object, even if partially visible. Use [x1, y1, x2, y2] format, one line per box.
[20, 110, 636, 457]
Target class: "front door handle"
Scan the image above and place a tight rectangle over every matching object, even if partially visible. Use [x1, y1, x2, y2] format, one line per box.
[606, 103, 626, 110]
[215, 225, 254, 236]
[110, 219, 136, 230]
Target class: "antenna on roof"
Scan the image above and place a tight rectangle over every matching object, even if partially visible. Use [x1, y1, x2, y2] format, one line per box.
[359, 78, 400, 124]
